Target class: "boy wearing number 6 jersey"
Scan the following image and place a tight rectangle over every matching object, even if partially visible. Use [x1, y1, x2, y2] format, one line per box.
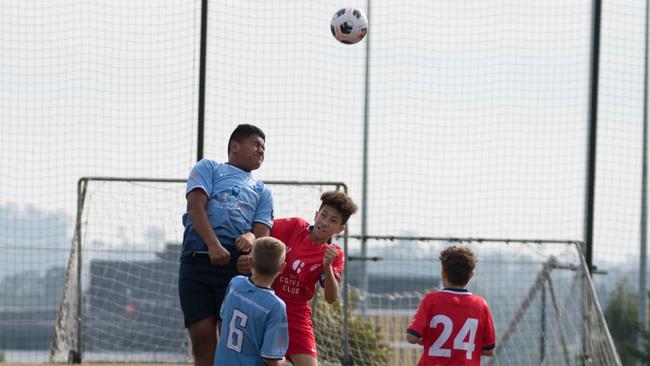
[214, 237, 289, 366]
[407, 245, 496, 365]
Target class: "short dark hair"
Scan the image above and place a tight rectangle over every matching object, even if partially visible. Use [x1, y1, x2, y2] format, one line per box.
[252, 237, 285, 276]
[319, 191, 358, 225]
[228, 124, 265, 153]
[439, 245, 477, 287]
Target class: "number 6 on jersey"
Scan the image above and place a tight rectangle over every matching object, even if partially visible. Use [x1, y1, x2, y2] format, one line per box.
[226, 309, 248, 352]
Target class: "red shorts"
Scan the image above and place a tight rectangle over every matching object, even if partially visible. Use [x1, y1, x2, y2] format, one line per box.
[286, 310, 318, 359]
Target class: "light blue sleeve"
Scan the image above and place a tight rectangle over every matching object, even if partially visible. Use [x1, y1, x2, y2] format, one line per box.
[186, 159, 217, 197]
[253, 185, 274, 228]
[260, 301, 288, 360]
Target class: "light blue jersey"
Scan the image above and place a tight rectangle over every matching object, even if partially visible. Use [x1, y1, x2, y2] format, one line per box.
[215, 276, 289, 366]
[182, 159, 273, 257]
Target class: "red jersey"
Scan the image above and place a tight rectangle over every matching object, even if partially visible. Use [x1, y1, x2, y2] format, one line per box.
[271, 217, 344, 309]
[271, 217, 345, 357]
[407, 289, 496, 366]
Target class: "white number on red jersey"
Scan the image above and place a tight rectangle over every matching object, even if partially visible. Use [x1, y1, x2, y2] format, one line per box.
[428, 315, 478, 360]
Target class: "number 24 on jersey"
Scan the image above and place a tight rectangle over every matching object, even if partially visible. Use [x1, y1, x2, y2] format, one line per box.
[429, 315, 478, 360]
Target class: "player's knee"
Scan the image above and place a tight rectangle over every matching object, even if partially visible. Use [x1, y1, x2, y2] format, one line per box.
[191, 338, 215, 354]
[188, 317, 217, 356]
[191, 339, 216, 366]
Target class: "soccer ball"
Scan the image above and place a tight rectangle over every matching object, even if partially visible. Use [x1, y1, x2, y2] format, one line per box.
[330, 7, 368, 44]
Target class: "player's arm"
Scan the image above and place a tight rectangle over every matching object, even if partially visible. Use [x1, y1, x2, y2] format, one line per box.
[262, 357, 285, 366]
[322, 245, 340, 303]
[261, 302, 289, 366]
[481, 348, 496, 356]
[253, 222, 271, 238]
[235, 222, 269, 253]
[480, 301, 497, 357]
[186, 189, 229, 265]
[406, 294, 430, 346]
[236, 222, 272, 274]
[406, 332, 424, 345]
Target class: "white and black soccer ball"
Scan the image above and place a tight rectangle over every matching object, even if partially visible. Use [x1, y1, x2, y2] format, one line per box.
[330, 7, 368, 44]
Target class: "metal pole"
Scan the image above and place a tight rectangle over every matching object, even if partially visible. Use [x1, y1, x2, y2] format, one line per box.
[360, 0, 371, 300]
[584, 1, 602, 361]
[73, 178, 88, 363]
[585, 0, 601, 276]
[333, 183, 353, 366]
[639, 0, 650, 351]
[197, 0, 208, 162]
[541, 285, 546, 364]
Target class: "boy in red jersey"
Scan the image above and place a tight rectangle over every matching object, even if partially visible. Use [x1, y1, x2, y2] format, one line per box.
[407, 245, 496, 365]
[270, 191, 358, 366]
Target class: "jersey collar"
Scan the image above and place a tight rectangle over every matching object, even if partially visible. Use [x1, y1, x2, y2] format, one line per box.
[441, 287, 471, 294]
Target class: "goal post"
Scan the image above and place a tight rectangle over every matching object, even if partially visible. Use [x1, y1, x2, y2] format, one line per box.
[49, 176, 350, 363]
[50, 177, 622, 365]
[339, 237, 621, 366]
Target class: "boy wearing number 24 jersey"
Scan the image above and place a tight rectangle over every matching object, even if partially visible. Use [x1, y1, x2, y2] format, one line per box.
[407, 245, 496, 366]
[214, 237, 289, 366]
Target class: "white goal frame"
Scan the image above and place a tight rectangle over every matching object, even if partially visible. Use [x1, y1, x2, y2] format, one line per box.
[49, 176, 351, 363]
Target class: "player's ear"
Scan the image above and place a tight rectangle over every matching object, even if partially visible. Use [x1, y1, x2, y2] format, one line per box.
[229, 140, 240, 154]
[247, 255, 254, 269]
[314, 210, 319, 221]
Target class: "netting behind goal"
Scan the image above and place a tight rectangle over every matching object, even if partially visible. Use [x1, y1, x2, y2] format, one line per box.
[50, 177, 621, 365]
[318, 238, 621, 366]
[50, 177, 346, 363]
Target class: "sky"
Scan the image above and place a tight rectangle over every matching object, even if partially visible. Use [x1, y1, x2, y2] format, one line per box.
[1, 0, 649, 288]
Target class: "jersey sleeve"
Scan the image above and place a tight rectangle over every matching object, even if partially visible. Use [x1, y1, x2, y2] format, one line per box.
[270, 217, 299, 244]
[481, 299, 496, 350]
[253, 184, 274, 229]
[320, 245, 345, 286]
[331, 246, 344, 280]
[260, 301, 289, 360]
[406, 293, 431, 339]
[186, 159, 216, 197]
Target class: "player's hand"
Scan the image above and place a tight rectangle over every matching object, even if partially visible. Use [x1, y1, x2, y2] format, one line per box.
[237, 254, 252, 274]
[208, 243, 230, 266]
[235, 232, 255, 253]
[323, 244, 338, 268]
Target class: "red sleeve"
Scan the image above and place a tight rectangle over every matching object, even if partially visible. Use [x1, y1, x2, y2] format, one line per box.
[319, 245, 345, 287]
[481, 299, 496, 350]
[331, 245, 345, 281]
[407, 293, 431, 338]
[270, 218, 299, 244]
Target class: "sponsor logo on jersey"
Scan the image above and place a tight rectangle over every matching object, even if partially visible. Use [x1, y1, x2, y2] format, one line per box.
[292, 260, 305, 273]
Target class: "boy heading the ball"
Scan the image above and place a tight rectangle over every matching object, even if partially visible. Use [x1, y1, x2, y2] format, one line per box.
[271, 191, 358, 366]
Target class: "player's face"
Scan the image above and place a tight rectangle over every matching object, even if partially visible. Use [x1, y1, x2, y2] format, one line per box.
[312, 205, 345, 242]
[231, 134, 265, 171]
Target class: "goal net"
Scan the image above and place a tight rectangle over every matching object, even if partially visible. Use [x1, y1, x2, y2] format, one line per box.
[317, 238, 621, 366]
[50, 177, 620, 365]
[49, 177, 346, 363]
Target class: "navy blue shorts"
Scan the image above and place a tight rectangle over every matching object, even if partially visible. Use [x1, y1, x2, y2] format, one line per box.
[178, 246, 241, 328]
